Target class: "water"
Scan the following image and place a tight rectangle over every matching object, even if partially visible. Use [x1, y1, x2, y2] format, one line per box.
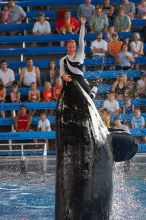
[0, 156, 145, 220]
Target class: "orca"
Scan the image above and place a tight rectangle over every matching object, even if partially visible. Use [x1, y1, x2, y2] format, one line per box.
[55, 80, 138, 220]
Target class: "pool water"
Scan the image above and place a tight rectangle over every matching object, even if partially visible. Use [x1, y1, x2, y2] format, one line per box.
[0, 156, 145, 220]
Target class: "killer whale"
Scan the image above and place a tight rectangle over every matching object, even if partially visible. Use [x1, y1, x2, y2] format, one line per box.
[55, 80, 138, 220]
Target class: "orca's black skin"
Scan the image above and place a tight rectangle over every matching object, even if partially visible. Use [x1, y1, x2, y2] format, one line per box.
[55, 80, 138, 220]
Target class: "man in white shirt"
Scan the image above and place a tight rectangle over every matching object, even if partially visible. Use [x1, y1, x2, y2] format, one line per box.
[91, 32, 108, 57]
[38, 112, 52, 149]
[0, 59, 15, 87]
[103, 92, 120, 113]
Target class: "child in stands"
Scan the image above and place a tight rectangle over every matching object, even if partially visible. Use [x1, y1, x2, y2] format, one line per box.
[53, 77, 62, 101]
[10, 84, 20, 102]
[42, 81, 53, 115]
[28, 82, 40, 116]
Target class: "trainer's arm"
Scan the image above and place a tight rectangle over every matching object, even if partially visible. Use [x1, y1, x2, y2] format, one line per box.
[78, 17, 86, 54]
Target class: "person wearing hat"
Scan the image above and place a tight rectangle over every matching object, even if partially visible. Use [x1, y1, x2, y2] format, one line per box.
[108, 32, 123, 57]
[89, 5, 109, 33]
[113, 116, 131, 134]
[136, 70, 146, 98]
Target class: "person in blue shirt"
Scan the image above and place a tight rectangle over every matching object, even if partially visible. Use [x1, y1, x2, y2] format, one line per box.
[131, 107, 145, 128]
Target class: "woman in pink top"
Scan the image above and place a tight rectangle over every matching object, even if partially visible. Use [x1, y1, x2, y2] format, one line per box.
[10, 84, 21, 102]
[137, 0, 146, 18]
[0, 5, 9, 24]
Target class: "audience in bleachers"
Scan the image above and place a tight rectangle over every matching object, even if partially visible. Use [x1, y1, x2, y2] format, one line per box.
[10, 84, 21, 102]
[125, 77, 136, 98]
[122, 95, 135, 113]
[44, 60, 59, 87]
[108, 32, 123, 57]
[100, 108, 111, 128]
[53, 77, 62, 101]
[28, 82, 40, 116]
[105, 26, 115, 42]
[77, 0, 95, 22]
[115, 43, 134, 69]
[136, 70, 146, 98]
[0, 4, 10, 24]
[14, 105, 32, 132]
[103, 92, 120, 114]
[137, 0, 146, 19]
[112, 73, 127, 99]
[0, 59, 15, 87]
[89, 5, 109, 33]
[42, 81, 53, 115]
[0, 79, 6, 118]
[19, 58, 41, 87]
[114, 6, 131, 32]
[8, 0, 26, 24]
[131, 107, 145, 128]
[122, 0, 136, 18]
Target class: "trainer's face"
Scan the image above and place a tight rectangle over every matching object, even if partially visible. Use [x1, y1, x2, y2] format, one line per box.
[67, 42, 76, 55]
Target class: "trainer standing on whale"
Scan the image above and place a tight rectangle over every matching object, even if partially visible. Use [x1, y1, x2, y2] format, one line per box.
[55, 17, 138, 220]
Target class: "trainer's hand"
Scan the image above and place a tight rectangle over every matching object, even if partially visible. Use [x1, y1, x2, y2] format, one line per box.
[63, 74, 72, 82]
[80, 17, 86, 25]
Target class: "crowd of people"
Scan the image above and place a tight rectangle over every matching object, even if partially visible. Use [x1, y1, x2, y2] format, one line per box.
[0, 0, 146, 147]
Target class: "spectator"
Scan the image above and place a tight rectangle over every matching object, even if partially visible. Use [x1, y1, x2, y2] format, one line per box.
[53, 77, 63, 101]
[122, 0, 135, 18]
[114, 6, 131, 32]
[56, 11, 80, 34]
[14, 105, 32, 132]
[0, 79, 6, 118]
[123, 95, 135, 114]
[44, 60, 59, 87]
[8, 0, 26, 24]
[19, 58, 41, 87]
[131, 107, 145, 128]
[113, 116, 131, 133]
[37, 112, 52, 150]
[136, 70, 146, 98]
[125, 77, 136, 98]
[42, 81, 53, 102]
[32, 13, 51, 36]
[0, 4, 9, 24]
[90, 32, 108, 57]
[108, 32, 123, 57]
[89, 5, 109, 33]
[28, 82, 40, 103]
[130, 32, 143, 57]
[56, 11, 80, 46]
[112, 73, 127, 99]
[137, 0, 146, 19]
[10, 84, 21, 102]
[115, 44, 134, 70]
[102, 0, 115, 20]
[103, 92, 120, 114]
[100, 108, 111, 128]
[105, 26, 115, 42]
[0, 59, 15, 87]
[77, 0, 95, 22]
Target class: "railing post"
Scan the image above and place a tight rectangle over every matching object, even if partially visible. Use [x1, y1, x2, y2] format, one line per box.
[43, 142, 47, 157]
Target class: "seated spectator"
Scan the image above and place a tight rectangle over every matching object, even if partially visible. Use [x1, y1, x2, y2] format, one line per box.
[19, 58, 41, 87]
[100, 108, 111, 128]
[125, 77, 136, 98]
[0, 59, 15, 87]
[0, 79, 6, 118]
[90, 32, 108, 57]
[8, 0, 26, 24]
[42, 81, 53, 102]
[122, 0, 135, 18]
[112, 73, 127, 99]
[37, 112, 52, 150]
[14, 105, 32, 132]
[28, 82, 40, 103]
[130, 32, 143, 57]
[102, 0, 115, 20]
[89, 5, 109, 33]
[53, 77, 63, 101]
[32, 13, 51, 36]
[103, 92, 120, 114]
[105, 26, 115, 42]
[115, 44, 134, 70]
[44, 60, 59, 87]
[131, 107, 145, 128]
[136, 70, 146, 98]
[137, 0, 146, 19]
[113, 116, 131, 133]
[10, 84, 21, 102]
[77, 0, 95, 22]
[108, 32, 123, 57]
[114, 6, 131, 32]
[0, 4, 9, 24]
[56, 11, 80, 34]
[122, 95, 135, 114]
